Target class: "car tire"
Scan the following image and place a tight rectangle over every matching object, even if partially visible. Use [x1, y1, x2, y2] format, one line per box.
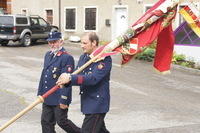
[0, 40, 9, 46]
[50, 28, 58, 32]
[21, 34, 31, 47]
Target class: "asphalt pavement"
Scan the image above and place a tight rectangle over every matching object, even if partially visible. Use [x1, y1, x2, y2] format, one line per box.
[0, 41, 200, 133]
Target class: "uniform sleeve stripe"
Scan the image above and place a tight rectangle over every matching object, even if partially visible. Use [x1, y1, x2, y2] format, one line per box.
[77, 76, 83, 84]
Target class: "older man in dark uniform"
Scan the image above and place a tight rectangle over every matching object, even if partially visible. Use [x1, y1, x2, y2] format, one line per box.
[57, 32, 111, 133]
[37, 32, 80, 133]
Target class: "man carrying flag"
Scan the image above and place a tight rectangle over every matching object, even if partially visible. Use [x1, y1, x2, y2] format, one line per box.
[57, 0, 180, 132]
[57, 32, 111, 133]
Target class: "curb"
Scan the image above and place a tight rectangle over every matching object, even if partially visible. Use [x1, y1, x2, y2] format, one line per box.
[173, 64, 200, 75]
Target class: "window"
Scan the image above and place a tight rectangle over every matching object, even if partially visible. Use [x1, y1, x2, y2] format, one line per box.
[175, 22, 200, 46]
[38, 18, 47, 26]
[46, 9, 53, 25]
[144, 4, 153, 14]
[85, 8, 96, 31]
[30, 18, 39, 25]
[0, 0, 6, 10]
[16, 17, 28, 24]
[0, 16, 13, 25]
[65, 8, 76, 30]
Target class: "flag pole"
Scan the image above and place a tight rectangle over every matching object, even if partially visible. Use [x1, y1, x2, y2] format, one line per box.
[0, 51, 105, 132]
[0, 28, 149, 131]
[0, 0, 182, 131]
[0, 96, 44, 132]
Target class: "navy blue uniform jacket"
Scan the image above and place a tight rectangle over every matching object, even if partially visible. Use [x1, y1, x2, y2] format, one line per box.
[37, 48, 74, 106]
[71, 54, 112, 114]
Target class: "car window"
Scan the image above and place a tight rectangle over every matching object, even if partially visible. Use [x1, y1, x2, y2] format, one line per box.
[0, 16, 14, 25]
[38, 18, 47, 26]
[16, 17, 28, 24]
[31, 18, 39, 25]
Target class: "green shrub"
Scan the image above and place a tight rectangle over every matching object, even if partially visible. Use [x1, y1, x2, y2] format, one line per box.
[135, 49, 198, 69]
[180, 61, 195, 68]
[135, 48, 155, 62]
[172, 54, 186, 64]
[173, 53, 196, 68]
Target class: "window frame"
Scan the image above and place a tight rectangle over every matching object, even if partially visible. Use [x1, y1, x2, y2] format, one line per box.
[64, 6, 77, 32]
[15, 16, 29, 26]
[44, 8, 54, 25]
[16, 17, 28, 25]
[143, 4, 153, 14]
[83, 6, 98, 32]
[30, 17, 39, 26]
[38, 18, 48, 26]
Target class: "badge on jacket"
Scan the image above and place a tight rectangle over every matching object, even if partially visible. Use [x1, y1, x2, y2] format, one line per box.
[53, 74, 57, 79]
[52, 67, 57, 73]
[88, 71, 92, 74]
[97, 63, 104, 69]
[67, 67, 72, 73]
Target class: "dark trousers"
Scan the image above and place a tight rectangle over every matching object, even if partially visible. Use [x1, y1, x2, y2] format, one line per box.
[41, 103, 81, 133]
[81, 113, 110, 133]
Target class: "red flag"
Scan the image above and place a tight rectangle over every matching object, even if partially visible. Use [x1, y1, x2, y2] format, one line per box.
[91, 0, 178, 73]
[153, 23, 174, 73]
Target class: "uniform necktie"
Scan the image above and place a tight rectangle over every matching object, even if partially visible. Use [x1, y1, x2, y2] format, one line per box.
[49, 53, 54, 61]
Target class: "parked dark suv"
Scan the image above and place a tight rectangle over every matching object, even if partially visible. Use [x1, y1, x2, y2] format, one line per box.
[0, 14, 58, 46]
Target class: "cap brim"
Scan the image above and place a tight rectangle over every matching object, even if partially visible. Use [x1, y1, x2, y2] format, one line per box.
[46, 38, 60, 41]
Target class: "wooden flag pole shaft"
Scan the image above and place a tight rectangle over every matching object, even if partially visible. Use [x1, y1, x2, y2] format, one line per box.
[0, 0, 184, 130]
[0, 0, 182, 127]
[72, 50, 104, 75]
[0, 96, 44, 132]
[0, 51, 104, 132]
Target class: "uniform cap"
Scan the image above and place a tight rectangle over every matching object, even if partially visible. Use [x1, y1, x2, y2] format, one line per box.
[47, 32, 62, 41]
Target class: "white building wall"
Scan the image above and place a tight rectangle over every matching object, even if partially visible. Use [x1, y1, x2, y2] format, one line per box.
[11, 0, 59, 26]
[11, 0, 200, 62]
[174, 45, 200, 63]
[11, 0, 200, 41]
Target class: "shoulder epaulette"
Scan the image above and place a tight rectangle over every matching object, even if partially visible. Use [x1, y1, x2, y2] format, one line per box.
[56, 51, 68, 56]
